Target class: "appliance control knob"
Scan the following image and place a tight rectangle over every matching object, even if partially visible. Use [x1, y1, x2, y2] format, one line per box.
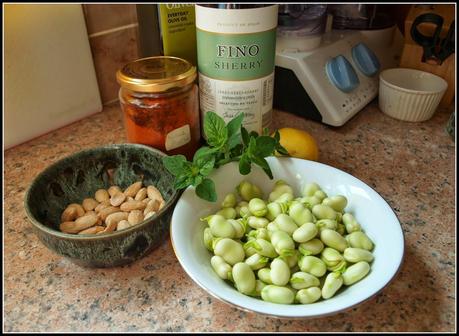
[352, 42, 380, 77]
[326, 55, 360, 93]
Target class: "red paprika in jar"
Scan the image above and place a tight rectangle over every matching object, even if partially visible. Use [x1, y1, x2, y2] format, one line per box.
[116, 56, 200, 160]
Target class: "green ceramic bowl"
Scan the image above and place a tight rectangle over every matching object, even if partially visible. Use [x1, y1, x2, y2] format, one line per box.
[24, 143, 180, 268]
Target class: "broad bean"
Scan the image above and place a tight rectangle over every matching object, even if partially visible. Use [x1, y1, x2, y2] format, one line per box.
[209, 215, 236, 238]
[299, 196, 322, 209]
[342, 213, 362, 234]
[345, 231, 374, 251]
[320, 247, 347, 272]
[235, 201, 250, 218]
[314, 190, 328, 201]
[248, 216, 269, 229]
[343, 247, 374, 263]
[268, 180, 294, 202]
[275, 192, 294, 203]
[232, 262, 256, 295]
[290, 271, 320, 290]
[302, 182, 321, 197]
[210, 255, 232, 280]
[257, 268, 273, 284]
[270, 258, 291, 286]
[298, 256, 327, 277]
[237, 180, 263, 201]
[227, 219, 246, 239]
[298, 239, 324, 256]
[270, 230, 296, 257]
[245, 253, 269, 270]
[315, 219, 338, 232]
[221, 193, 237, 208]
[244, 238, 278, 258]
[266, 202, 288, 221]
[274, 214, 298, 235]
[312, 204, 337, 220]
[289, 202, 313, 226]
[342, 261, 370, 285]
[216, 207, 237, 220]
[322, 195, 348, 212]
[292, 222, 318, 243]
[214, 238, 245, 265]
[266, 221, 280, 233]
[320, 229, 348, 252]
[280, 250, 300, 268]
[321, 271, 343, 299]
[248, 198, 268, 217]
[336, 223, 346, 236]
[261, 285, 295, 304]
[296, 287, 322, 304]
[248, 279, 268, 297]
[203, 228, 214, 252]
[247, 227, 270, 241]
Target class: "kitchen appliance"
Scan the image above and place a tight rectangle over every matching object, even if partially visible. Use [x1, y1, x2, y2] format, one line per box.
[274, 26, 404, 126]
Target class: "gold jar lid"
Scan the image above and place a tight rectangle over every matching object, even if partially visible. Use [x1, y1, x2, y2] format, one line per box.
[116, 56, 196, 93]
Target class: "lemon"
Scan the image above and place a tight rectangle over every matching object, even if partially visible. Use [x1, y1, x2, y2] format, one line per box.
[275, 128, 319, 161]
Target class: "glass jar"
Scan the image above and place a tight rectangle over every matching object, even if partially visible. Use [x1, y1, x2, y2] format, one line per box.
[116, 56, 200, 160]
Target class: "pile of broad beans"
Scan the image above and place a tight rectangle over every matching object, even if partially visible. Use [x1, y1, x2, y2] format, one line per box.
[202, 180, 375, 304]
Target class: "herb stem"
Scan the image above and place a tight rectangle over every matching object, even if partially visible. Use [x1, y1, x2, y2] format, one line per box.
[217, 155, 241, 166]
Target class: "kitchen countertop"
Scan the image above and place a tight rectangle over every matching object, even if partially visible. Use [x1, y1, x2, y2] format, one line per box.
[4, 102, 456, 332]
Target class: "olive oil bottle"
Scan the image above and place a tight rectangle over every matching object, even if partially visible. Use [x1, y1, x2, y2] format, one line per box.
[195, 4, 278, 133]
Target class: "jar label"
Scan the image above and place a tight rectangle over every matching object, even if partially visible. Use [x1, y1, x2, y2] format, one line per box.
[165, 124, 191, 151]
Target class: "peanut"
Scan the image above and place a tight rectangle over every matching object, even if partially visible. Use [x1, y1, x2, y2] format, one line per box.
[95, 200, 111, 213]
[78, 226, 105, 235]
[103, 220, 117, 233]
[117, 220, 131, 231]
[144, 199, 159, 215]
[60, 221, 79, 234]
[82, 198, 99, 211]
[124, 181, 143, 197]
[128, 210, 144, 226]
[108, 185, 122, 197]
[73, 213, 99, 231]
[95, 189, 110, 202]
[68, 203, 85, 217]
[127, 196, 135, 202]
[99, 206, 121, 221]
[106, 211, 128, 227]
[144, 211, 156, 220]
[135, 187, 147, 201]
[147, 185, 163, 203]
[61, 206, 78, 222]
[120, 200, 146, 212]
[110, 192, 126, 207]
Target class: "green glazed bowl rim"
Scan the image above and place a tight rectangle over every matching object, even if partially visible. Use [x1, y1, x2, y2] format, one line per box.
[24, 143, 180, 241]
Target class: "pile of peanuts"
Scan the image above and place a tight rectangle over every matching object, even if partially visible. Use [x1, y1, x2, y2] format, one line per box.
[59, 181, 165, 235]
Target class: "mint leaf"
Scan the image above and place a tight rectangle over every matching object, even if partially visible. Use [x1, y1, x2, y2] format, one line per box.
[199, 156, 215, 176]
[193, 146, 217, 163]
[254, 136, 276, 157]
[241, 127, 250, 146]
[227, 113, 244, 138]
[192, 175, 203, 187]
[273, 130, 289, 155]
[196, 178, 217, 202]
[239, 154, 252, 175]
[227, 132, 241, 150]
[252, 156, 273, 179]
[204, 112, 228, 149]
[162, 155, 187, 175]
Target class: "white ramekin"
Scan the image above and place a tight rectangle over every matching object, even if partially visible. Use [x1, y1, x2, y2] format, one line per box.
[379, 68, 448, 122]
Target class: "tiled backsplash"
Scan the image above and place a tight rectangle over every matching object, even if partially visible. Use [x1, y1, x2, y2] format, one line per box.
[82, 4, 140, 105]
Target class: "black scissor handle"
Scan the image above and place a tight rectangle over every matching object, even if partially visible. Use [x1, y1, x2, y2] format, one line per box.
[411, 13, 444, 61]
[438, 20, 455, 62]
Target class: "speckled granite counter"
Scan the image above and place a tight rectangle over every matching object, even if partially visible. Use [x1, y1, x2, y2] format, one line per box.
[4, 103, 455, 332]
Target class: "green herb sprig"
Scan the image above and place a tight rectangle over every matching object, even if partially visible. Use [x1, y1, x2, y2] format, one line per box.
[162, 112, 288, 202]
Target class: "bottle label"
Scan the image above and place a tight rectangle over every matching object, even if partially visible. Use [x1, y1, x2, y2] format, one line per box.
[196, 5, 278, 133]
[165, 124, 191, 151]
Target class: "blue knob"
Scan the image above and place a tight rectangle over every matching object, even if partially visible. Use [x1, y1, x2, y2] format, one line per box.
[352, 42, 380, 77]
[326, 55, 360, 93]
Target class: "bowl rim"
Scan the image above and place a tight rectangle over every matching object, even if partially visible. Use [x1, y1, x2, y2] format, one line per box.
[170, 157, 406, 318]
[379, 68, 448, 95]
[24, 143, 180, 240]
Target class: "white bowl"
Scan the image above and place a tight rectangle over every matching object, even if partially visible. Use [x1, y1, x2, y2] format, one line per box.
[170, 157, 405, 318]
[379, 68, 448, 122]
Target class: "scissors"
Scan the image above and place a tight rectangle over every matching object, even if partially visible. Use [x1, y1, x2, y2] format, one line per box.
[411, 13, 455, 65]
